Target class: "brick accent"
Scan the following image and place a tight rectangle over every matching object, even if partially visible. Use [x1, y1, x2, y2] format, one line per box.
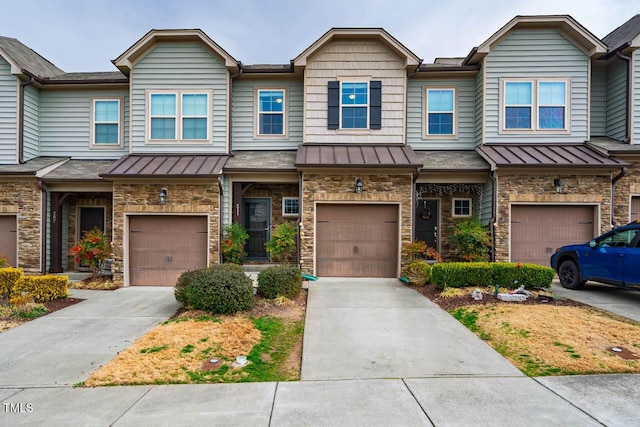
[494, 173, 611, 262]
[300, 173, 413, 275]
[112, 182, 220, 287]
[242, 183, 299, 229]
[0, 180, 41, 273]
[612, 159, 640, 225]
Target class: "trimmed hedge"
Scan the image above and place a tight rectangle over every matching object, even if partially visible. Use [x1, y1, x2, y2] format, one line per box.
[257, 265, 302, 299]
[0, 267, 23, 299]
[401, 261, 432, 286]
[13, 275, 68, 302]
[176, 266, 254, 314]
[431, 262, 554, 290]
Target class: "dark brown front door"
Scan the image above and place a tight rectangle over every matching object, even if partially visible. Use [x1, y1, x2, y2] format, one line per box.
[129, 216, 208, 286]
[415, 199, 439, 250]
[0, 215, 17, 267]
[316, 204, 398, 277]
[511, 205, 595, 266]
[243, 198, 270, 260]
[79, 207, 105, 235]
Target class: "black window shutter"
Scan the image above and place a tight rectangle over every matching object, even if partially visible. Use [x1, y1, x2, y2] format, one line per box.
[369, 80, 382, 129]
[327, 81, 340, 130]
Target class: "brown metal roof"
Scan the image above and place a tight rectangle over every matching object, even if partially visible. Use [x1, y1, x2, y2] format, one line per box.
[295, 144, 422, 168]
[100, 154, 228, 178]
[476, 144, 629, 170]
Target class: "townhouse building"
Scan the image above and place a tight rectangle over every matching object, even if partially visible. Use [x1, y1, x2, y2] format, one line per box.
[0, 15, 639, 286]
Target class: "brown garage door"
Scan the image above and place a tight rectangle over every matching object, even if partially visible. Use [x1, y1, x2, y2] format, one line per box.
[0, 215, 17, 267]
[129, 216, 208, 286]
[316, 204, 398, 277]
[631, 197, 640, 221]
[511, 205, 595, 266]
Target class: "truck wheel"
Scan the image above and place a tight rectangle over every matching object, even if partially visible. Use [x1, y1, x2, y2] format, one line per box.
[558, 260, 584, 290]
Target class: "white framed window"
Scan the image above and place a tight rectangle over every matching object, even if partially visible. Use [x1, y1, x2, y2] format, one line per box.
[148, 90, 211, 142]
[452, 198, 472, 217]
[501, 79, 568, 132]
[341, 81, 368, 129]
[282, 197, 300, 217]
[425, 87, 456, 137]
[256, 89, 286, 137]
[91, 98, 122, 147]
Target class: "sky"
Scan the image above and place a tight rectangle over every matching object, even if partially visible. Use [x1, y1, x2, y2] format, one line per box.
[0, 0, 637, 73]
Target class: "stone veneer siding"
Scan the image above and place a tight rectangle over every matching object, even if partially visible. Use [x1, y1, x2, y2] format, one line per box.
[112, 182, 220, 287]
[0, 180, 41, 272]
[243, 184, 299, 229]
[300, 173, 413, 276]
[65, 193, 113, 270]
[612, 158, 640, 226]
[494, 173, 611, 262]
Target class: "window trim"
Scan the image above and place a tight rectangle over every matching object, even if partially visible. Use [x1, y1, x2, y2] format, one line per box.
[146, 90, 212, 144]
[452, 198, 472, 218]
[254, 87, 288, 139]
[499, 78, 570, 134]
[282, 197, 300, 218]
[90, 97, 124, 148]
[339, 78, 370, 130]
[423, 86, 457, 139]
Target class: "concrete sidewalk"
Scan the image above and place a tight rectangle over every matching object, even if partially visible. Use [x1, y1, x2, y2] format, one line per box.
[1, 280, 640, 426]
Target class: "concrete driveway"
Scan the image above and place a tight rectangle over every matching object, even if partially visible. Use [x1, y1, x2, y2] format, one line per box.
[301, 278, 522, 380]
[551, 279, 640, 323]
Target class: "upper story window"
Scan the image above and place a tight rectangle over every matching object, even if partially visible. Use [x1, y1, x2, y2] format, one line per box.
[502, 79, 568, 132]
[148, 91, 211, 142]
[92, 98, 122, 146]
[257, 89, 285, 136]
[425, 88, 456, 137]
[341, 82, 368, 129]
[327, 80, 381, 130]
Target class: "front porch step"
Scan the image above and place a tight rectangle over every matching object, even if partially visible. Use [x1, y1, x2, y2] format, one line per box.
[241, 264, 279, 273]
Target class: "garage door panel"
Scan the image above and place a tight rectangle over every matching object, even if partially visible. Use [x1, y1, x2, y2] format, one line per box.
[0, 216, 17, 267]
[511, 205, 595, 266]
[129, 216, 208, 286]
[316, 204, 398, 278]
[632, 197, 640, 221]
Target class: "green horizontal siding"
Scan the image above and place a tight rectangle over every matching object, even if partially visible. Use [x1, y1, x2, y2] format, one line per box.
[606, 58, 627, 141]
[590, 66, 606, 137]
[475, 68, 483, 145]
[22, 84, 39, 161]
[39, 89, 129, 158]
[484, 29, 588, 143]
[131, 42, 228, 153]
[0, 57, 17, 163]
[231, 79, 303, 150]
[407, 78, 476, 149]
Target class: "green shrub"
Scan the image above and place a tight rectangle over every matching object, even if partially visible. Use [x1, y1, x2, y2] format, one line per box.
[220, 223, 249, 264]
[266, 222, 298, 264]
[450, 217, 492, 262]
[491, 262, 554, 289]
[401, 260, 432, 286]
[257, 265, 302, 299]
[12, 275, 68, 302]
[179, 267, 253, 314]
[0, 254, 8, 268]
[0, 267, 23, 299]
[431, 262, 554, 290]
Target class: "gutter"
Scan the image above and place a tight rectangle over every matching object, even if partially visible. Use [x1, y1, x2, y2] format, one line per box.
[616, 51, 632, 143]
[18, 72, 35, 164]
[488, 170, 497, 262]
[228, 62, 244, 154]
[611, 167, 627, 228]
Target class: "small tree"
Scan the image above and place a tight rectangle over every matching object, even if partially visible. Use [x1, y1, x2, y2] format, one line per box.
[220, 223, 249, 264]
[69, 228, 112, 278]
[266, 222, 298, 264]
[451, 217, 491, 262]
[402, 240, 442, 263]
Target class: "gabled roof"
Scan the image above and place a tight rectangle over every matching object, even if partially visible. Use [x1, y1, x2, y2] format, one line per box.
[113, 29, 239, 75]
[225, 151, 297, 172]
[293, 28, 421, 69]
[0, 36, 63, 78]
[602, 14, 640, 54]
[464, 15, 607, 65]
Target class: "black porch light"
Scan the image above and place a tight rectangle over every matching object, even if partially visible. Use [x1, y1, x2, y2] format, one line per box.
[355, 178, 363, 194]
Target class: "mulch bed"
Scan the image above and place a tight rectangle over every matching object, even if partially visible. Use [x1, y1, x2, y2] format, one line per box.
[42, 297, 84, 313]
[410, 283, 588, 311]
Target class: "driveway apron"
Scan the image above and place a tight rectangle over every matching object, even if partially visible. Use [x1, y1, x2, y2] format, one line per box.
[301, 278, 522, 381]
[0, 287, 177, 388]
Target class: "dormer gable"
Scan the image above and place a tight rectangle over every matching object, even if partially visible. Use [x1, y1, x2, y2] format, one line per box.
[113, 29, 240, 75]
[465, 15, 607, 65]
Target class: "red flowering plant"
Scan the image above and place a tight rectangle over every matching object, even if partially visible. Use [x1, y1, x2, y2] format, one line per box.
[69, 228, 112, 278]
[402, 240, 443, 263]
[220, 223, 249, 264]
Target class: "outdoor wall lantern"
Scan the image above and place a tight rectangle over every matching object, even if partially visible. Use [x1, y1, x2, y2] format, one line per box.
[355, 178, 363, 194]
[159, 188, 168, 205]
[553, 178, 564, 194]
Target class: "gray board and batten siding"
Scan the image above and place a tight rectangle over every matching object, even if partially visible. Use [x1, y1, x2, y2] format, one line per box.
[23, 84, 39, 161]
[483, 29, 588, 143]
[590, 66, 606, 137]
[130, 42, 228, 154]
[606, 58, 628, 141]
[0, 56, 17, 163]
